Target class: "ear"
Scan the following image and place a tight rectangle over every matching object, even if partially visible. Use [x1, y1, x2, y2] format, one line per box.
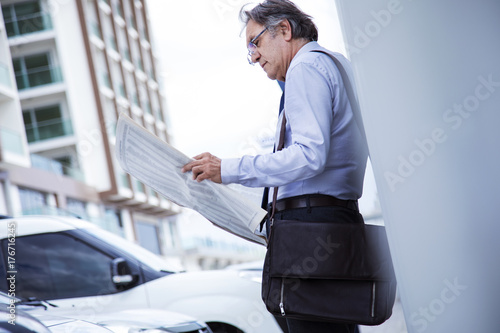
[279, 19, 293, 42]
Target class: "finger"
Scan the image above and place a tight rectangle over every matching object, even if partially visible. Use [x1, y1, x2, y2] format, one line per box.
[182, 153, 210, 172]
[191, 165, 205, 181]
[181, 162, 193, 173]
[195, 172, 209, 182]
[182, 159, 202, 173]
[192, 152, 210, 160]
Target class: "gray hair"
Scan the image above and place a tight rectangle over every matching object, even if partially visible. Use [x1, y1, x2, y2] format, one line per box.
[239, 0, 318, 41]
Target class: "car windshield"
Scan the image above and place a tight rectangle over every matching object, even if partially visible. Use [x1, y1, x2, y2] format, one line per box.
[84, 227, 180, 273]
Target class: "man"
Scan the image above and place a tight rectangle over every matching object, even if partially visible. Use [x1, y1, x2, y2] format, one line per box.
[182, 1, 368, 332]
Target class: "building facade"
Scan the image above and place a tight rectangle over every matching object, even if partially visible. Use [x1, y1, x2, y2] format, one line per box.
[0, 0, 182, 266]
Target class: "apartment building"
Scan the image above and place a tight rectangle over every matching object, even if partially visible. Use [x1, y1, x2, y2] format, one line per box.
[0, 0, 187, 265]
[0, 0, 264, 269]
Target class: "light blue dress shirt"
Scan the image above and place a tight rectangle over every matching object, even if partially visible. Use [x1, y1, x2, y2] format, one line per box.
[221, 42, 368, 201]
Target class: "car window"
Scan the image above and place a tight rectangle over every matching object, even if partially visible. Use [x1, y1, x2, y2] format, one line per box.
[85, 227, 179, 273]
[1, 233, 117, 300]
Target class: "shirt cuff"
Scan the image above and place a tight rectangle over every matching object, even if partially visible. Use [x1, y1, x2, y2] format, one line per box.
[220, 158, 241, 184]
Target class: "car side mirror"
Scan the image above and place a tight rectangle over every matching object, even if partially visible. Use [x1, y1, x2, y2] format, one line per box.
[111, 258, 136, 288]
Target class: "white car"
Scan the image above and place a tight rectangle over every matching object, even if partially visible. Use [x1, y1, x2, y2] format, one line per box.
[0, 301, 113, 333]
[0, 291, 211, 333]
[0, 216, 283, 333]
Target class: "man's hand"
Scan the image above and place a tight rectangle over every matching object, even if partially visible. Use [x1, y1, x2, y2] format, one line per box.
[181, 152, 222, 183]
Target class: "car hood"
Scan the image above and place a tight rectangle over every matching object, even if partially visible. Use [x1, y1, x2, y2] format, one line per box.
[91, 308, 201, 328]
[30, 313, 113, 332]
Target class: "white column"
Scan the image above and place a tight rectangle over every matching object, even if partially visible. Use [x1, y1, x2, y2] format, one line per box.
[335, 1, 500, 332]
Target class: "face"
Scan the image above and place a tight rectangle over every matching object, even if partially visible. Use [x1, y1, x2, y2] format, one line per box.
[246, 20, 288, 81]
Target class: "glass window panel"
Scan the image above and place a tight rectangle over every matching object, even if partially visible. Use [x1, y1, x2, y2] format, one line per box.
[2, 6, 12, 20]
[35, 105, 61, 123]
[15, 1, 45, 35]
[66, 198, 88, 219]
[13, 58, 27, 90]
[2, 233, 116, 300]
[22, 53, 52, 87]
[14, 2, 41, 17]
[12, 58, 22, 73]
[24, 53, 49, 70]
[18, 187, 46, 213]
[22, 111, 32, 126]
[135, 221, 161, 255]
[5, 22, 16, 37]
[35, 105, 66, 140]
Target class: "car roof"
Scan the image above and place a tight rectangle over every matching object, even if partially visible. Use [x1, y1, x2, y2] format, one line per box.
[0, 215, 99, 239]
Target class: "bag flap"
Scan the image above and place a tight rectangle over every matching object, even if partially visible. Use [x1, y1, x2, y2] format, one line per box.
[268, 220, 395, 281]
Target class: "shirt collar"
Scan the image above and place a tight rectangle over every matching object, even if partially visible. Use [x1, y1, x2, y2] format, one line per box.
[288, 41, 321, 72]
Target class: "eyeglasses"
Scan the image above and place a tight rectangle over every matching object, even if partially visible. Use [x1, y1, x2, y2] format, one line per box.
[247, 27, 268, 65]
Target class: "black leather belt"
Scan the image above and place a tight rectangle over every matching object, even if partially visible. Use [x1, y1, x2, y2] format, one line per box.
[270, 194, 359, 212]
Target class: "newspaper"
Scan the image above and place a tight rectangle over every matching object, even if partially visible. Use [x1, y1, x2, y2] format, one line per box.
[115, 113, 267, 246]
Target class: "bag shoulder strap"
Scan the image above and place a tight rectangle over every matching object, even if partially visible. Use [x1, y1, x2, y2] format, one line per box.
[269, 111, 287, 221]
[311, 50, 368, 153]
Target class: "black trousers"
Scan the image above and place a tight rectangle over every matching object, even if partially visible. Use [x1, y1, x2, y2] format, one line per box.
[267, 202, 363, 333]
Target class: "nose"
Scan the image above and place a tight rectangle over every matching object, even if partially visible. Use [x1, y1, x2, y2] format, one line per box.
[251, 50, 260, 64]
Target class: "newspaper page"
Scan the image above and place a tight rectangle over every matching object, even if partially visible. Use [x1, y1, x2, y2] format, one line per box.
[115, 113, 267, 246]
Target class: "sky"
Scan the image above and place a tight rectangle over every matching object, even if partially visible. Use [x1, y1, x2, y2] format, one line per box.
[146, 0, 379, 217]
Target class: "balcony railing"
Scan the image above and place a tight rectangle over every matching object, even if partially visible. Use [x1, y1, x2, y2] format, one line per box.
[5, 12, 53, 38]
[0, 127, 25, 156]
[25, 117, 73, 143]
[30, 153, 84, 182]
[0, 63, 13, 89]
[16, 65, 63, 90]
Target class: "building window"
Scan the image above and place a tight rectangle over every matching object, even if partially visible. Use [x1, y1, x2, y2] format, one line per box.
[135, 221, 161, 255]
[138, 83, 150, 114]
[1, 0, 52, 38]
[117, 169, 130, 189]
[102, 96, 117, 137]
[93, 47, 111, 89]
[18, 187, 47, 215]
[130, 39, 143, 71]
[116, 26, 131, 62]
[66, 198, 88, 219]
[23, 104, 73, 143]
[133, 178, 145, 194]
[53, 155, 84, 181]
[101, 13, 118, 51]
[135, 6, 147, 42]
[13, 53, 63, 90]
[113, 0, 124, 19]
[86, 0, 102, 39]
[101, 208, 123, 235]
[142, 50, 154, 81]
[109, 60, 125, 98]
